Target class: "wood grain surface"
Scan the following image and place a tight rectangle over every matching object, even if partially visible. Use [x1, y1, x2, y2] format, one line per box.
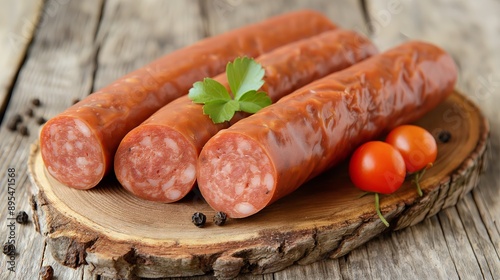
[0, 0, 499, 279]
[0, 0, 43, 116]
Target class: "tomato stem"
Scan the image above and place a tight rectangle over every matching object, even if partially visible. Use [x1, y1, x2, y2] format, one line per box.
[413, 162, 433, 197]
[375, 193, 389, 227]
[413, 172, 423, 197]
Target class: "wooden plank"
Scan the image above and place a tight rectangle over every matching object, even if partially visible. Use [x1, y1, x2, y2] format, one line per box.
[457, 193, 500, 278]
[438, 206, 485, 278]
[364, 217, 460, 279]
[1, 176, 46, 280]
[0, 0, 43, 120]
[338, 247, 373, 279]
[92, 0, 205, 90]
[472, 176, 500, 268]
[202, 0, 369, 36]
[0, 0, 104, 279]
[274, 259, 342, 280]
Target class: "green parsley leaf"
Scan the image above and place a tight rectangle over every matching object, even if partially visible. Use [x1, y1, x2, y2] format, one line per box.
[188, 78, 230, 104]
[237, 90, 272, 113]
[188, 57, 271, 123]
[203, 100, 240, 124]
[226, 57, 265, 99]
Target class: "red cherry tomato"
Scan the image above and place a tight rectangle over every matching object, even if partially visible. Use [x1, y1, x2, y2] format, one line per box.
[385, 125, 437, 173]
[349, 141, 406, 195]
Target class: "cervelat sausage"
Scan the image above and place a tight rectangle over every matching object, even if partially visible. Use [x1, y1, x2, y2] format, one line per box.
[39, 10, 336, 189]
[197, 41, 457, 218]
[114, 29, 378, 202]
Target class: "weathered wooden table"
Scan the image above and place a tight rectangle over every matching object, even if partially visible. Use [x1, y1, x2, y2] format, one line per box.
[1, 0, 499, 279]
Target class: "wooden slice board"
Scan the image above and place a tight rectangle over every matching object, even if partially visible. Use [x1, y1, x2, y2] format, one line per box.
[28, 90, 489, 279]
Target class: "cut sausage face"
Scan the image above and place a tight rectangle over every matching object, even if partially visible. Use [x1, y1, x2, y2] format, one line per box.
[197, 133, 276, 218]
[40, 116, 105, 189]
[115, 125, 197, 202]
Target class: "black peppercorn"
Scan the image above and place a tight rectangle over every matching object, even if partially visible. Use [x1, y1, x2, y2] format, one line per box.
[18, 125, 29, 136]
[213, 211, 227, 226]
[31, 98, 41, 107]
[438, 130, 451, 143]
[13, 113, 23, 123]
[6, 119, 18, 131]
[192, 212, 206, 228]
[16, 211, 29, 224]
[39, 265, 54, 280]
[25, 108, 34, 117]
[36, 116, 47, 125]
[7, 114, 23, 131]
[3, 243, 15, 255]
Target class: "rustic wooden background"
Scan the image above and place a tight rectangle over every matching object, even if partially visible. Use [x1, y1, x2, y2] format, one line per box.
[0, 0, 499, 279]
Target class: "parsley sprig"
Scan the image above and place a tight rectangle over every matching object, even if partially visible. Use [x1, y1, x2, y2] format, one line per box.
[188, 57, 271, 123]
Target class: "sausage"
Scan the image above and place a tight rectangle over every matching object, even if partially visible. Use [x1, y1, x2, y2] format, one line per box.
[197, 41, 457, 218]
[39, 10, 336, 189]
[114, 29, 378, 202]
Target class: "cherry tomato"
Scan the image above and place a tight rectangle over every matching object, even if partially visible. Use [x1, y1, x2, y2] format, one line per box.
[349, 141, 406, 195]
[385, 125, 437, 173]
